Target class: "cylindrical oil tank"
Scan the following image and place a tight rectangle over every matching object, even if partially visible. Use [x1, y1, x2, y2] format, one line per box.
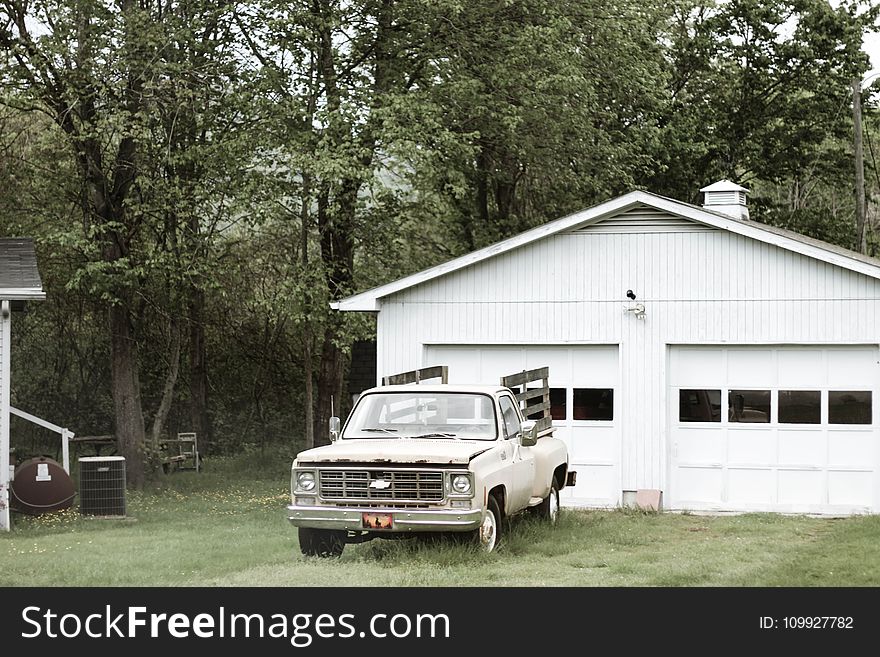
[10, 456, 76, 514]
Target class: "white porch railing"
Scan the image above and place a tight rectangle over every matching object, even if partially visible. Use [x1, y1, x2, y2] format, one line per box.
[9, 406, 74, 474]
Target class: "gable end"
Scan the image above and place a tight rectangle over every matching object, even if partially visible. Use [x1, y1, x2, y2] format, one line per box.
[568, 204, 717, 234]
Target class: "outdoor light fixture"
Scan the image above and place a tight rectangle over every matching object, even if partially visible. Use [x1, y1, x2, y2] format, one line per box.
[623, 290, 646, 319]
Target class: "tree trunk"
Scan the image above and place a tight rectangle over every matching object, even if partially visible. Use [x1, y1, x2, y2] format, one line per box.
[310, 0, 392, 445]
[188, 286, 212, 453]
[314, 329, 345, 447]
[495, 179, 517, 225]
[109, 301, 147, 489]
[150, 318, 182, 449]
[313, 181, 354, 446]
[303, 337, 315, 449]
[476, 147, 490, 226]
[301, 171, 315, 450]
[853, 78, 868, 254]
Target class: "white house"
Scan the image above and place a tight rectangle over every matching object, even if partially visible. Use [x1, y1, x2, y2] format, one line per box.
[0, 238, 46, 531]
[333, 182, 880, 516]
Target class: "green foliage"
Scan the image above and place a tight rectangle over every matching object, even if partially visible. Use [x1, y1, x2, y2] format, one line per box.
[652, 0, 870, 206]
[1, 0, 878, 460]
[417, 0, 669, 250]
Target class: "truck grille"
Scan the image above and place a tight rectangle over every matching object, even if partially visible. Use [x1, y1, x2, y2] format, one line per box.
[319, 469, 444, 502]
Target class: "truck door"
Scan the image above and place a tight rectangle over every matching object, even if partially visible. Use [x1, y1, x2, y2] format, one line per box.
[498, 394, 536, 513]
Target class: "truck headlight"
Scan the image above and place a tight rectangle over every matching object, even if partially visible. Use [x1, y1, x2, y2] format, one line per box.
[296, 471, 316, 493]
[451, 474, 472, 495]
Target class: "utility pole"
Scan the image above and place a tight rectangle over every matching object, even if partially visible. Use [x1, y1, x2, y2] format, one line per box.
[853, 78, 868, 254]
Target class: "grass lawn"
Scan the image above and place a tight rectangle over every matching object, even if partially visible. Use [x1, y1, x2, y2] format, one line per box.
[2, 452, 879, 586]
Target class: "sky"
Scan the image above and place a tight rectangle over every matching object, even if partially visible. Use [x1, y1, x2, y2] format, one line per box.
[866, 29, 880, 83]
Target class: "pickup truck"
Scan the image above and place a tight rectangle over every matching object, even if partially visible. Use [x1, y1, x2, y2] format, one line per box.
[287, 381, 574, 556]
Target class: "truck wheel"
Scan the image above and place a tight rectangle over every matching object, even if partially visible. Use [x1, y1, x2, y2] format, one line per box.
[298, 527, 345, 558]
[535, 477, 560, 524]
[475, 496, 502, 552]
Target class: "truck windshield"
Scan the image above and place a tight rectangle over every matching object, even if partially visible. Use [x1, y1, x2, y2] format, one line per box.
[343, 392, 498, 440]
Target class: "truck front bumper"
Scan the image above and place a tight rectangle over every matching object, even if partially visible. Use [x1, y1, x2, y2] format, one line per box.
[287, 504, 483, 532]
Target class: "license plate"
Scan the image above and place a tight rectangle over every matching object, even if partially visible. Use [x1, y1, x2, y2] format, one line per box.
[362, 513, 393, 529]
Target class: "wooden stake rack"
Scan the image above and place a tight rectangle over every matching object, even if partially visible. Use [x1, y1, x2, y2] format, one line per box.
[500, 367, 553, 436]
[381, 365, 448, 385]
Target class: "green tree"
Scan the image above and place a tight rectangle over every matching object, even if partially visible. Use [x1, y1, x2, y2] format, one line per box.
[0, 108, 113, 445]
[237, 0, 470, 443]
[423, 0, 669, 250]
[0, 0, 256, 482]
[652, 0, 872, 211]
[133, 1, 257, 454]
[1, 0, 163, 486]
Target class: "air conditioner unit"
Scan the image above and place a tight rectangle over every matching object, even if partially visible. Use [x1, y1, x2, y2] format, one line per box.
[79, 456, 126, 517]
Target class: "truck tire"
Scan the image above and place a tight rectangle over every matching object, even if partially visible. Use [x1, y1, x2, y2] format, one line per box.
[534, 477, 560, 524]
[298, 527, 345, 558]
[475, 495, 502, 552]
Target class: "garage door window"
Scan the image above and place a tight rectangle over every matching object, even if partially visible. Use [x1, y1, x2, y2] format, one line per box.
[526, 388, 566, 421]
[778, 390, 821, 424]
[679, 389, 721, 422]
[828, 391, 872, 424]
[728, 390, 770, 423]
[573, 388, 614, 421]
[549, 388, 566, 420]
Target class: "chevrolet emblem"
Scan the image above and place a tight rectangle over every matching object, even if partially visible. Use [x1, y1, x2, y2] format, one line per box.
[369, 479, 392, 490]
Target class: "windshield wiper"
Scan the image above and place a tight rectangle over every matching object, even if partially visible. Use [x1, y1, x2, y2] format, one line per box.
[411, 432, 460, 440]
[360, 427, 399, 434]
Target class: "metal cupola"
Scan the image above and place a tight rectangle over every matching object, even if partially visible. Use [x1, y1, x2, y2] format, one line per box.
[700, 179, 749, 220]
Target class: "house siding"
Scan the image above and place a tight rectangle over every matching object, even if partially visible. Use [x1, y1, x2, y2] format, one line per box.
[0, 303, 11, 530]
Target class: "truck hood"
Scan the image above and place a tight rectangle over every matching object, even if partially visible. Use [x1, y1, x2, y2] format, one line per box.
[295, 439, 496, 465]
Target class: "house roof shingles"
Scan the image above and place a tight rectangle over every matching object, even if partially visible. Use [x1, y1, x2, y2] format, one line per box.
[0, 238, 44, 299]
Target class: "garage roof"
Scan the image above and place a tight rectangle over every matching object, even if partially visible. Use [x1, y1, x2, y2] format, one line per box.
[333, 190, 880, 312]
[0, 238, 45, 300]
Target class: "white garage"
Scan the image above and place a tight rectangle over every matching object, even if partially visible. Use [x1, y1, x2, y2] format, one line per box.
[334, 181, 880, 515]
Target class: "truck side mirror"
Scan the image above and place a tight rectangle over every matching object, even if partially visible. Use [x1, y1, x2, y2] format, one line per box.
[329, 416, 341, 442]
[520, 420, 538, 447]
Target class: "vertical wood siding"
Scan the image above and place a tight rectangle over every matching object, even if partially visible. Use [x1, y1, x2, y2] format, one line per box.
[375, 216, 880, 492]
[0, 304, 10, 531]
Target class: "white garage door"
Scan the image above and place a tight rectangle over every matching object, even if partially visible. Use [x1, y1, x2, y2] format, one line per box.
[424, 345, 619, 507]
[669, 346, 879, 514]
